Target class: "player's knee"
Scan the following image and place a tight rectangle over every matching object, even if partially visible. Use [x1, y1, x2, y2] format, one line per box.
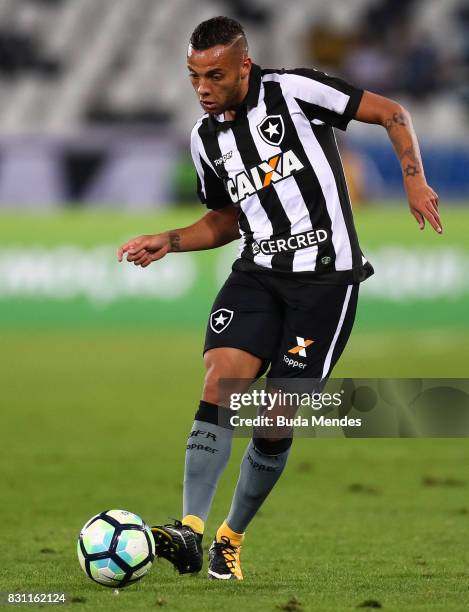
[202, 374, 219, 405]
[204, 350, 237, 380]
[202, 350, 245, 404]
[203, 352, 231, 404]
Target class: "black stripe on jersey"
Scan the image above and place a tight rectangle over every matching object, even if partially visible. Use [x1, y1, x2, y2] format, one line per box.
[229, 110, 295, 271]
[198, 156, 232, 209]
[311, 123, 362, 270]
[262, 79, 337, 272]
[295, 98, 352, 132]
[198, 119, 254, 262]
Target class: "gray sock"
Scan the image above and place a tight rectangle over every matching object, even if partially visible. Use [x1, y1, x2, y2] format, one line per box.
[182, 402, 234, 522]
[226, 438, 292, 534]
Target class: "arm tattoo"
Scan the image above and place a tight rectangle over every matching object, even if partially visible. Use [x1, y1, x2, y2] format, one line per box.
[404, 164, 420, 177]
[400, 146, 419, 164]
[385, 112, 422, 177]
[169, 232, 181, 251]
[384, 111, 408, 130]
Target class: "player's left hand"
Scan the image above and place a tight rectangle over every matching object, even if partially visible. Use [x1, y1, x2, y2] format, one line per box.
[406, 182, 442, 234]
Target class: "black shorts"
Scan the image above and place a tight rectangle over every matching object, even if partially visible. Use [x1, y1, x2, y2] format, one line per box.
[204, 270, 359, 380]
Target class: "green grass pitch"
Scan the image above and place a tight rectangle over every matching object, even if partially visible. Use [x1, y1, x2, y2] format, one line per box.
[1, 327, 469, 611]
[1, 205, 468, 610]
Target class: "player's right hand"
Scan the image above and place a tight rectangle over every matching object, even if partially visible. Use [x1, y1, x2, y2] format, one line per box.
[117, 233, 170, 267]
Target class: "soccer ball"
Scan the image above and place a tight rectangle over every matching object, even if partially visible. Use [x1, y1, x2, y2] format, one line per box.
[77, 509, 155, 588]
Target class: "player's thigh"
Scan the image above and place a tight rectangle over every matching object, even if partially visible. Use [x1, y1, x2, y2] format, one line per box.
[204, 347, 264, 378]
[269, 283, 359, 381]
[203, 271, 282, 394]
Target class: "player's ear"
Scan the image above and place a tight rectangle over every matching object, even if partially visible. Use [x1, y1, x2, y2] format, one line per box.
[241, 56, 252, 80]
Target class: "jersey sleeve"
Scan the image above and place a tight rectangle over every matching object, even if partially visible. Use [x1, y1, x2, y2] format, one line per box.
[284, 68, 364, 131]
[190, 124, 233, 210]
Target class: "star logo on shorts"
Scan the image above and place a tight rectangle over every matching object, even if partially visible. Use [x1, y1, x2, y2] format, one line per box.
[210, 308, 234, 334]
[257, 115, 285, 146]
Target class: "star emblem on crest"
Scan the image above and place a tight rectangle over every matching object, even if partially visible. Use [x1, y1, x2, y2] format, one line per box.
[213, 312, 227, 326]
[257, 115, 285, 146]
[209, 308, 234, 334]
[264, 121, 279, 138]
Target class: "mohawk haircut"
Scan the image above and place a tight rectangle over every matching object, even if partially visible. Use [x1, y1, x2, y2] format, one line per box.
[190, 16, 248, 53]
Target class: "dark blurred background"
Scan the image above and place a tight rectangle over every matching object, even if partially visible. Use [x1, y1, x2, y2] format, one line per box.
[0, 0, 468, 207]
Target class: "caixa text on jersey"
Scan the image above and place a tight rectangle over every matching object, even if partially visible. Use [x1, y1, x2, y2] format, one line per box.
[225, 149, 305, 204]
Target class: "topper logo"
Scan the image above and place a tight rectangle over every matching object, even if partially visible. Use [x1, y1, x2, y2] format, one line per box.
[288, 337, 314, 358]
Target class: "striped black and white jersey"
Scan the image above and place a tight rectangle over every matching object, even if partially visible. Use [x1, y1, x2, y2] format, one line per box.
[190, 63, 374, 284]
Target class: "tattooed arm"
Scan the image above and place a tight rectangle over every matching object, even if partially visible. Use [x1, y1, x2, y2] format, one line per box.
[117, 206, 240, 268]
[355, 91, 442, 233]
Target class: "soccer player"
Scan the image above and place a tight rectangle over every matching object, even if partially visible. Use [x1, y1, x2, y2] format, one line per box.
[117, 16, 441, 580]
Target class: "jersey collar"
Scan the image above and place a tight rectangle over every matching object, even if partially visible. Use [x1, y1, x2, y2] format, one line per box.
[244, 63, 262, 108]
[207, 63, 261, 133]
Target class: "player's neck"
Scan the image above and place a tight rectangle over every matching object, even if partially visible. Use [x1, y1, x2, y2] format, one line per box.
[223, 78, 250, 121]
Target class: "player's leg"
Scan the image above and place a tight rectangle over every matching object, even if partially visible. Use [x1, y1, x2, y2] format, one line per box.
[209, 282, 359, 580]
[152, 347, 261, 575]
[207, 433, 291, 580]
[152, 271, 281, 574]
[181, 347, 262, 536]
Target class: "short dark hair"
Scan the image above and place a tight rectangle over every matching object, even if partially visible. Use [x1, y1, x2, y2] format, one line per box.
[190, 16, 248, 52]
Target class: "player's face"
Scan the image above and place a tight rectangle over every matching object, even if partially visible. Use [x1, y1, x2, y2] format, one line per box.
[187, 44, 251, 115]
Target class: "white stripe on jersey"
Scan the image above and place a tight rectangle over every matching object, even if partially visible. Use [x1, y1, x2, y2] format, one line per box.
[217, 126, 274, 268]
[276, 72, 351, 115]
[248, 86, 318, 272]
[263, 73, 353, 270]
[190, 120, 207, 199]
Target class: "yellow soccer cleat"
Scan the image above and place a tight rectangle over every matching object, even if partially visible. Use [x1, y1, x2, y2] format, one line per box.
[207, 521, 244, 580]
